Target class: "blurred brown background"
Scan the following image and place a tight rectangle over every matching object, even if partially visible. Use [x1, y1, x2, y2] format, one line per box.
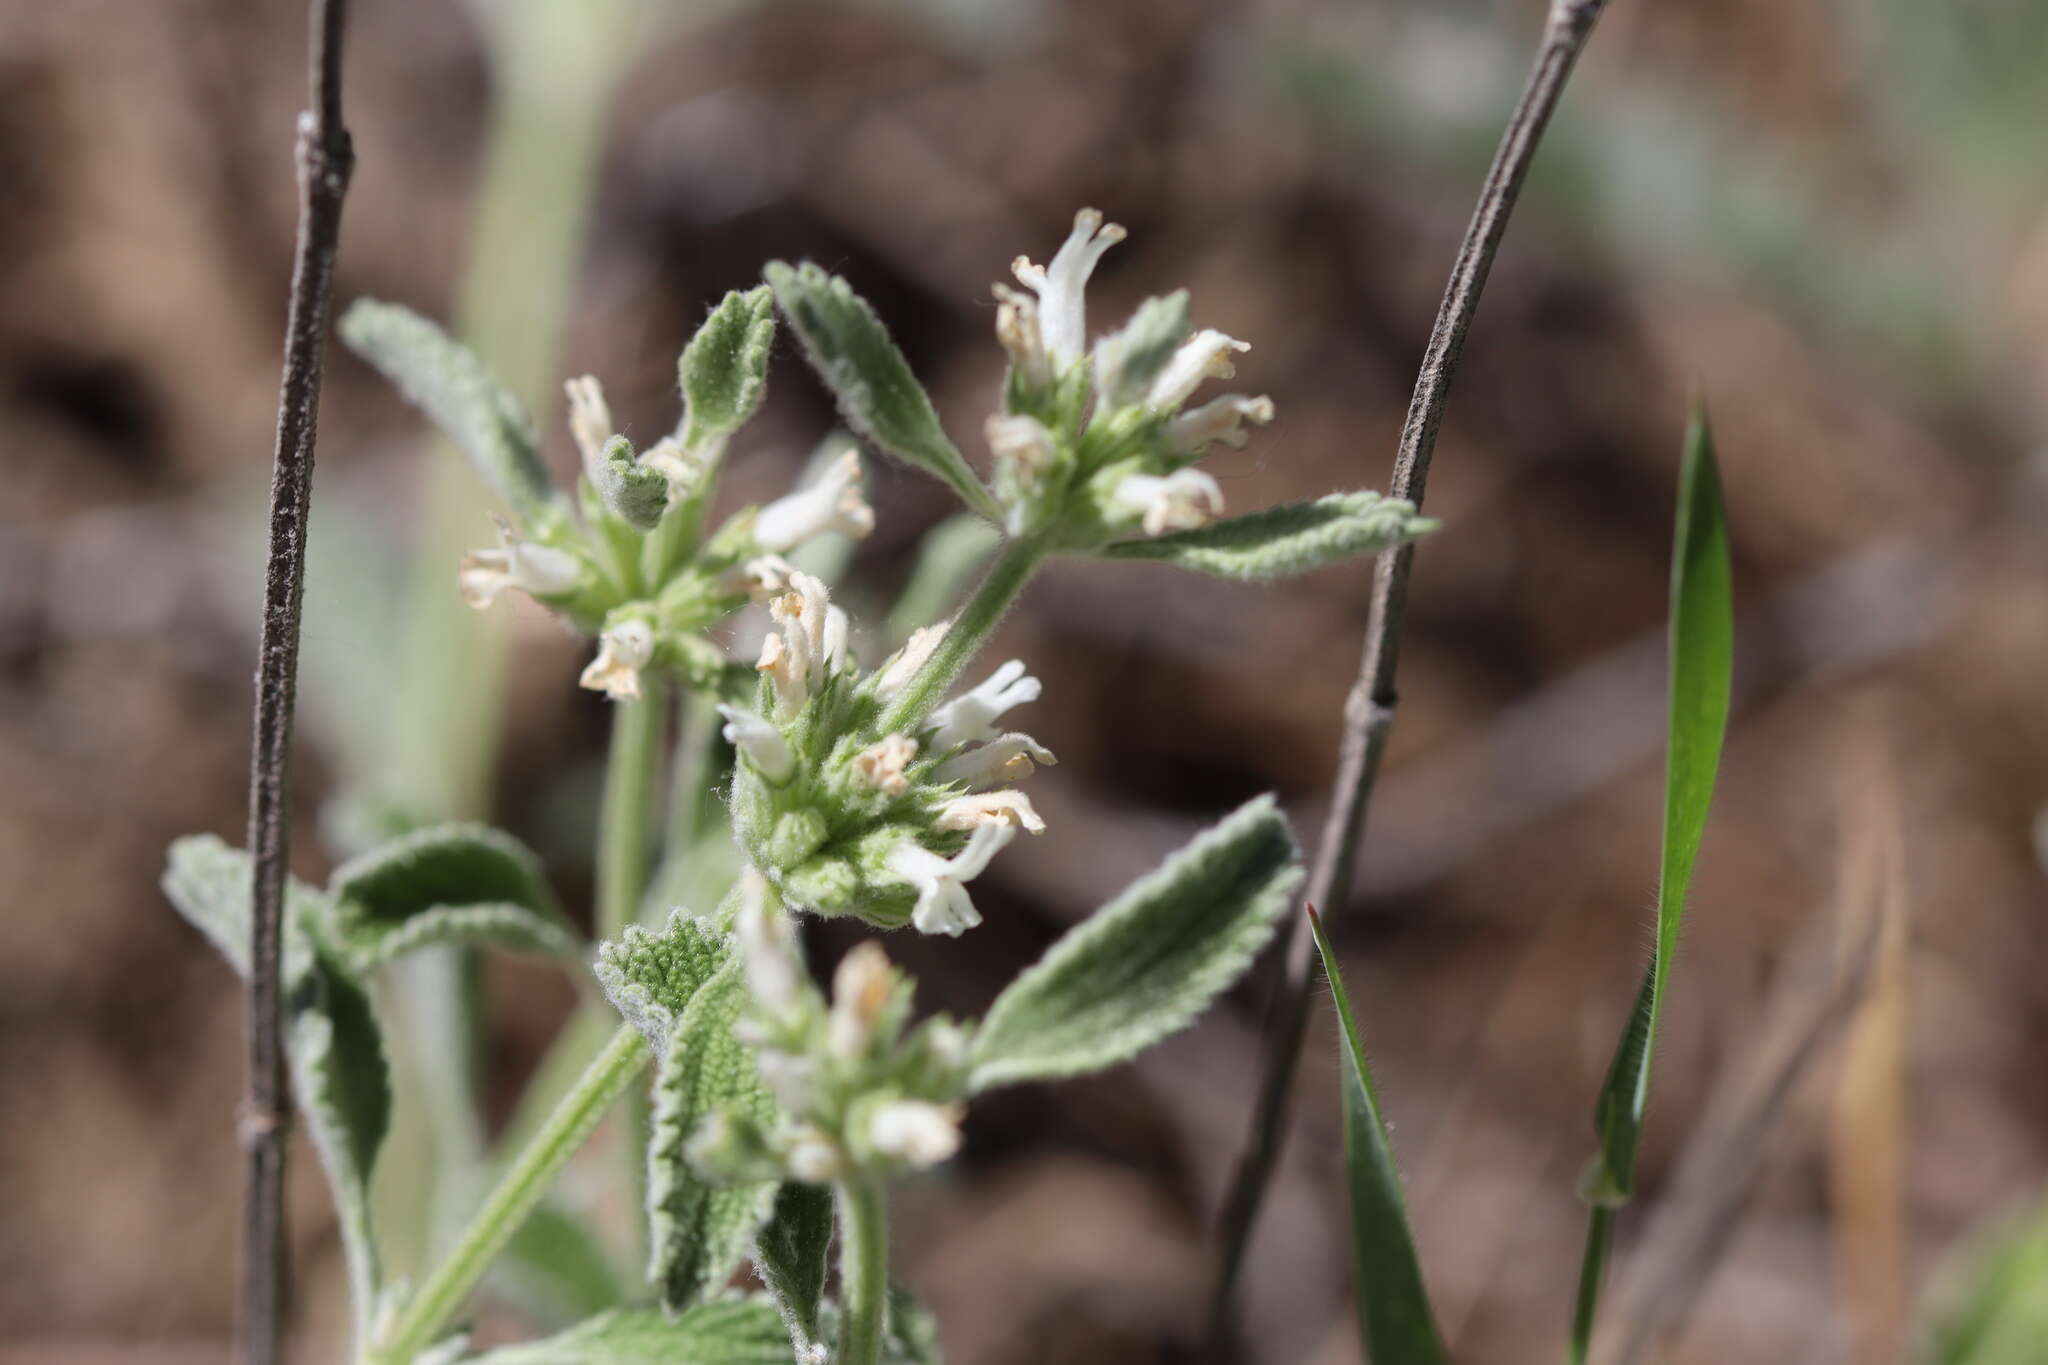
[4, 0, 2047, 1361]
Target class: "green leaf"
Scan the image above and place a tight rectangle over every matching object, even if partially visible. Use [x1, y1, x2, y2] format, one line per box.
[681, 286, 777, 452]
[595, 910, 734, 1055]
[491, 1200, 629, 1328]
[1099, 491, 1437, 581]
[1570, 409, 1734, 1359]
[339, 299, 552, 517]
[883, 1285, 943, 1365]
[464, 1298, 793, 1365]
[646, 960, 779, 1311]
[1308, 906, 1446, 1365]
[326, 823, 579, 969]
[755, 1183, 835, 1352]
[764, 261, 1000, 521]
[1091, 291, 1189, 408]
[1925, 1199, 2048, 1365]
[160, 835, 391, 1350]
[969, 795, 1303, 1091]
[594, 435, 671, 532]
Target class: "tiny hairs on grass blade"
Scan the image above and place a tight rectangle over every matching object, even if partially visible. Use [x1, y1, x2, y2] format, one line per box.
[1567, 407, 1735, 1362]
[1308, 904, 1448, 1365]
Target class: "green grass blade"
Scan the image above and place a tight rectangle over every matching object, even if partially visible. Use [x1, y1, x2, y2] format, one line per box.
[1568, 408, 1734, 1361]
[1308, 906, 1448, 1365]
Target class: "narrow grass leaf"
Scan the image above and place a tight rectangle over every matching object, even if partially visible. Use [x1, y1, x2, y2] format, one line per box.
[1570, 409, 1734, 1360]
[969, 795, 1302, 1091]
[1307, 907, 1446, 1365]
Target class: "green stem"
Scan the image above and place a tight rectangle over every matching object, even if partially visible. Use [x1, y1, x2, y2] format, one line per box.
[874, 536, 1045, 735]
[834, 1179, 890, 1365]
[370, 1024, 651, 1365]
[1567, 1204, 1614, 1365]
[596, 679, 669, 942]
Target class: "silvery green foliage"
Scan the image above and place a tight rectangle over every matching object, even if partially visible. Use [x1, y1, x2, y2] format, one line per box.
[326, 822, 579, 969]
[679, 285, 777, 452]
[596, 913, 780, 1311]
[969, 795, 1303, 1091]
[754, 1183, 835, 1357]
[161, 836, 391, 1350]
[646, 961, 780, 1310]
[462, 1298, 794, 1365]
[690, 873, 973, 1188]
[765, 261, 1002, 523]
[339, 299, 553, 518]
[719, 572, 1048, 936]
[342, 291, 881, 708]
[1100, 491, 1437, 581]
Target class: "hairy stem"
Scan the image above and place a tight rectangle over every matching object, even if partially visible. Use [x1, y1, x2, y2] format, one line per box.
[242, 2, 352, 1359]
[369, 1024, 651, 1365]
[834, 1179, 890, 1365]
[1207, 0, 1612, 1338]
[874, 536, 1045, 735]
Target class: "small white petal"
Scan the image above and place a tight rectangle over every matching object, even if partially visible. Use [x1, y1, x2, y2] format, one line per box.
[866, 1100, 963, 1168]
[719, 554, 795, 603]
[886, 823, 1016, 937]
[927, 660, 1042, 753]
[851, 734, 919, 797]
[1163, 393, 1275, 455]
[1114, 469, 1225, 537]
[784, 1128, 845, 1184]
[827, 941, 894, 1057]
[934, 789, 1045, 834]
[871, 623, 947, 704]
[641, 436, 709, 499]
[719, 704, 796, 783]
[1016, 208, 1126, 370]
[985, 413, 1057, 474]
[578, 619, 656, 701]
[1145, 329, 1249, 412]
[459, 517, 582, 609]
[755, 449, 874, 551]
[992, 284, 1050, 389]
[565, 376, 614, 482]
[933, 733, 1056, 789]
[735, 865, 803, 1015]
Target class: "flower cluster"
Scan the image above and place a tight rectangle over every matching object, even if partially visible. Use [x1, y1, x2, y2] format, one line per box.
[986, 208, 1276, 547]
[719, 573, 1050, 936]
[690, 871, 973, 1185]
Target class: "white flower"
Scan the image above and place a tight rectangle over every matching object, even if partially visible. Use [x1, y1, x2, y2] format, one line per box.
[934, 789, 1045, 834]
[719, 703, 795, 783]
[1011, 208, 1126, 370]
[565, 375, 614, 482]
[933, 733, 1056, 789]
[1164, 394, 1274, 455]
[719, 554, 795, 603]
[756, 448, 875, 551]
[827, 942, 894, 1057]
[1114, 469, 1225, 537]
[886, 822, 1015, 936]
[923, 1019, 971, 1071]
[577, 619, 655, 700]
[458, 516, 584, 609]
[1146, 329, 1248, 412]
[872, 623, 947, 704]
[993, 284, 1050, 390]
[851, 734, 919, 797]
[928, 660, 1041, 752]
[866, 1100, 963, 1168]
[755, 1050, 818, 1113]
[735, 865, 803, 1015]
[762, 572, 847, 717]
[985, 413, 1057, 475]
[785, 1127, 846, 1183]
[641, 435, 709, 500]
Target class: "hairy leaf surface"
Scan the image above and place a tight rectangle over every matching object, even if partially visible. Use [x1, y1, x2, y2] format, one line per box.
[681, 286, 777, 452]
[327, 823, 578, 968]
[465, 1298, 792, 1364]
[1101, 491, 1436, 581]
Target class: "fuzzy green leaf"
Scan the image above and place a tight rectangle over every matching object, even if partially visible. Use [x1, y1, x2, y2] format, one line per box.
[1100, 492, 1437, 581]
[339, 299, 551, 517]
[160, 835, 391, 1349]
[1309, 907, 1446, 1365]
[646, 959, 779, 1311]
[1570, 409, 1734, 1358]
[681, 286, 777, 452]
[969, 795, 1303, 1091]
[1925, 1199, 2048, 1365]
[1092, 291, 1189, 408]
[764, 261, 999, 521]
[595, 435, 671, 532]
[464, 1298, 793, 1365]
[326, 823, 579, 969]
[595, 910, 733, 1055]
[755, 1183, 835, 1353]
[884, 1285, 942, 1365]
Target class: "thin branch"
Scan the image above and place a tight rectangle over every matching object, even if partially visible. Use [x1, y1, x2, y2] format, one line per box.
[241, 2, 353, 1362]
[1206, 0, 1611, 1338]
